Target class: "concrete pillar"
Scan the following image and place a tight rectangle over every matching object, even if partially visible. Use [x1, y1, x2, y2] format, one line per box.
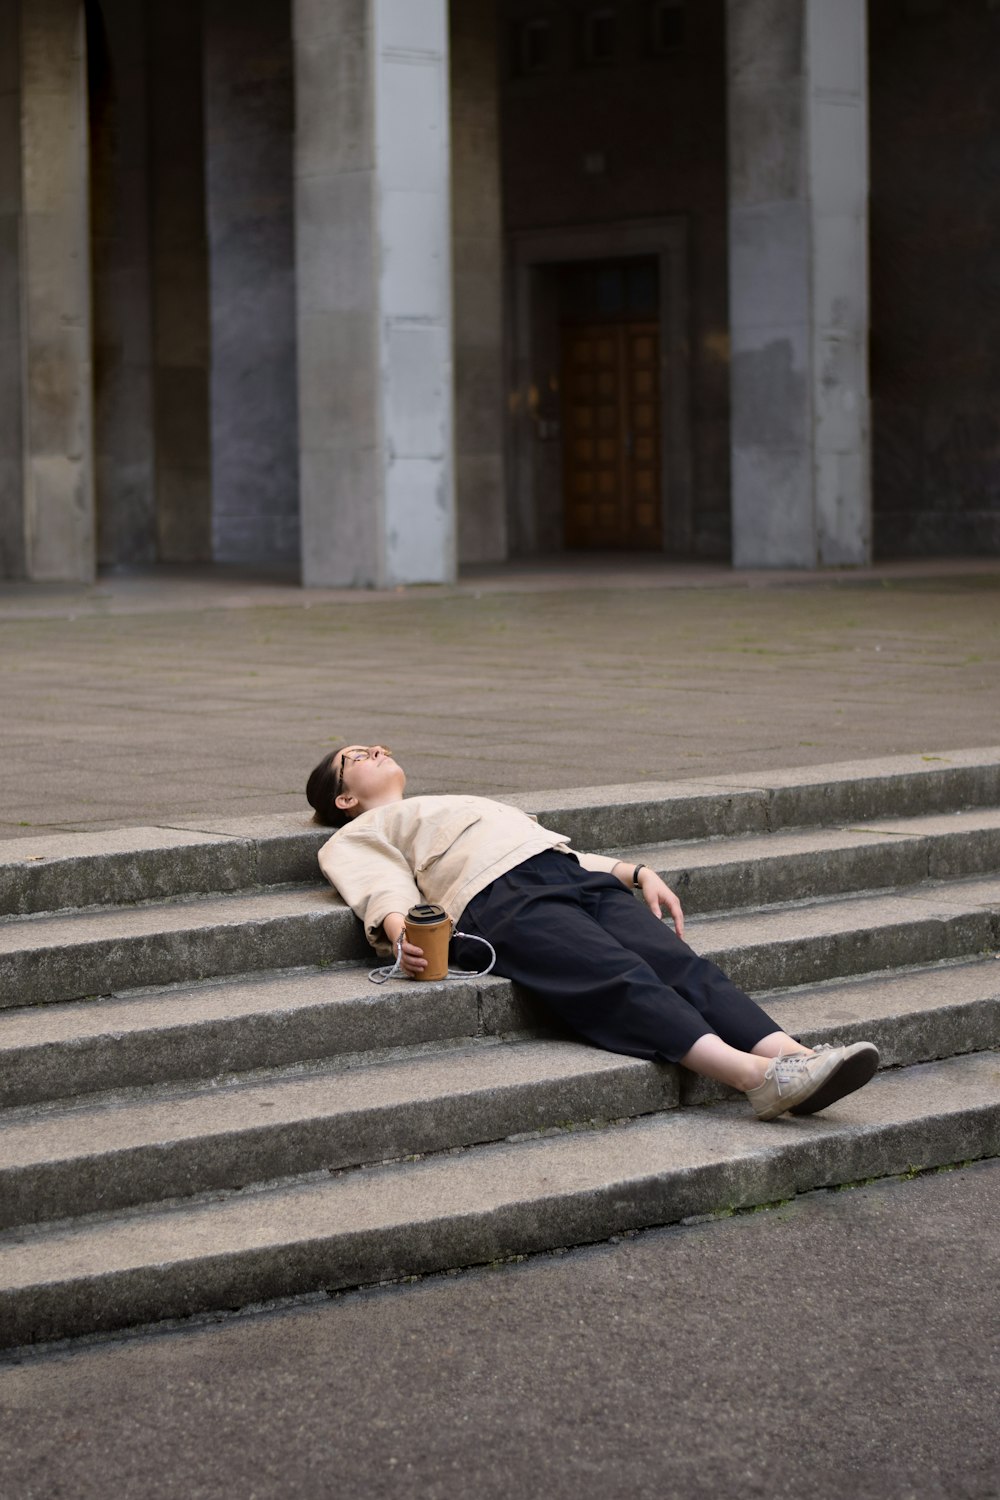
[727, 0, 871, 568]
[205, 0, 299, 567]
[148, 0, 212, 563]
[0, 0, 25, 577]
[3, 0, 96, 581]
[294, 0, 455, 588]
[90, 0, 157, 567]
[450, 0, 505, 566]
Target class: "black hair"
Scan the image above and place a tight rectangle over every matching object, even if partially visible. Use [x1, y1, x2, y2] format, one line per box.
[306, 749, 350, 828]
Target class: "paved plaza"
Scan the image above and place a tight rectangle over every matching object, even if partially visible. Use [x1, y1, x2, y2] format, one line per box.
[1, 557, 998, 840]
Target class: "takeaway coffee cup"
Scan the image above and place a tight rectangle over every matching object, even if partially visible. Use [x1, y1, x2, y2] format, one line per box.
[404, 902, 453, 981]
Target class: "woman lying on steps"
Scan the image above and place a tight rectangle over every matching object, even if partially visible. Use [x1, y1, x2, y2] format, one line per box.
[306, 744, 879, 1122]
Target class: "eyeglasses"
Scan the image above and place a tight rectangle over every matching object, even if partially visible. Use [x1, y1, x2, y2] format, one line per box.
[335, 746, 392, 798]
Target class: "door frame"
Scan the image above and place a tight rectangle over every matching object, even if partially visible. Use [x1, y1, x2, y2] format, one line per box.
[506, 218, 692, 556]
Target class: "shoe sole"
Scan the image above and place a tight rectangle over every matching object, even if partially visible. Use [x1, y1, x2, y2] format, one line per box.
[751, 1049, 845, 1120]
[788, 1045, 880, 1116]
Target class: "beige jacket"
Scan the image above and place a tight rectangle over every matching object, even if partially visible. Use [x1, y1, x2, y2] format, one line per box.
[317, 794, 621, 953]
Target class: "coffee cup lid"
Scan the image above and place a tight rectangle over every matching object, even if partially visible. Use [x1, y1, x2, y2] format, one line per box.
[405, 903, 449, 925]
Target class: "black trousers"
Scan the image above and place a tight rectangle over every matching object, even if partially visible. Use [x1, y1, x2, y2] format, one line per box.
[456, 850, 780, 1064]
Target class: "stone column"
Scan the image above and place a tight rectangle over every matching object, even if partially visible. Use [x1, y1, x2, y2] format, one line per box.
[450, 0, 505, 565]
[0, 0, 25, 577]
[91, 0, 157, 567]
[294, 0, 455, 588]
[148, 0, 212, 563]
[204, 0, 298, 566]
[727, 0, 870, 568]
[5, 0, 96, 581]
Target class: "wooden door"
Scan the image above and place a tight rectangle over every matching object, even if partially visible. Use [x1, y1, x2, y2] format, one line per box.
[561, 321, 662, 549]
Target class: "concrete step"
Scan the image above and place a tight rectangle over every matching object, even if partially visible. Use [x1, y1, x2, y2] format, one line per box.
[0, 1039, 678, 1231]
[743, 960, 1000, 1071]
[644, 808, 1000, 915]
[2, 910, 998, 1111]
[1, 875, 997, 1102]
[519, 748, 1000, 854]
[0, 966, 499, 1108]
[2, 960, 996, 1230]
[0, 818, 328, 919]
[3, 825, 999, 1011]
[0, 886, 367, 1009]
[3, 748, 997, 917]
[1, 1050, 996, 1349]
[687, 875, 1000, 994]
[1, 752, 994, 1352]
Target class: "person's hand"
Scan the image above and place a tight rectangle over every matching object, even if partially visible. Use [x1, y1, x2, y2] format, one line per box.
[637, 868, 685, 939]
[382, 912, 427, 977]
[398, 938, 426, 977]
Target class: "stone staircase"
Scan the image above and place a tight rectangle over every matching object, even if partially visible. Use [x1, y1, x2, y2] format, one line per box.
[1, 749, 998, 1350]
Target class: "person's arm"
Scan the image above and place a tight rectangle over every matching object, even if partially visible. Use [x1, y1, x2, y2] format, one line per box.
[318, 828, 422, 955]
[610, 859, 685, 939]
[382, 911, 428, 977]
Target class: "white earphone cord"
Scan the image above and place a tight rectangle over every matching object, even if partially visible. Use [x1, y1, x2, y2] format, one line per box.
[368, 930, 497, 985]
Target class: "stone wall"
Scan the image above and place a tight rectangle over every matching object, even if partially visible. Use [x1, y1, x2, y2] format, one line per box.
[870, 0, 1000, 556]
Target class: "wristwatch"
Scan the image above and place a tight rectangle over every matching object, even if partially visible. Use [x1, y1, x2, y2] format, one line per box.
[632, 864, 646, 887]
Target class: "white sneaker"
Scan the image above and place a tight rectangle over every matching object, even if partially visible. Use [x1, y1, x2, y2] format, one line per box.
[747, 1042, 879, 1121]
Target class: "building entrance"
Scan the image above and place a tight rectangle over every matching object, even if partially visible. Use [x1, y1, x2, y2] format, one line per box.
[557, 258, 661, 550]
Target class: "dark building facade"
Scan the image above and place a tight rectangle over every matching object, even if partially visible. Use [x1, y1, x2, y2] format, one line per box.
[0, 0, 997, 585]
